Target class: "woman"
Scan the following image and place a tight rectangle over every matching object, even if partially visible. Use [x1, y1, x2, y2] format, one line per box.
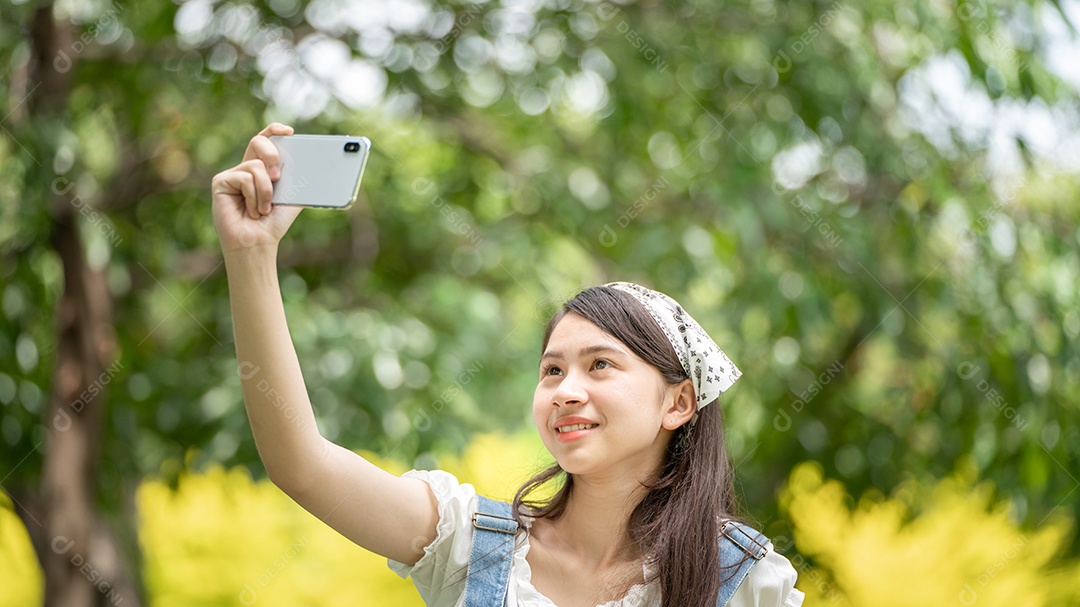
[213, 123, 804, 607]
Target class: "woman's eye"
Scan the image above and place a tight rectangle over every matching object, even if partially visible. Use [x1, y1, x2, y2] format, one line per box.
[543, 365, 563, 376]
[593, 359, 611, 370]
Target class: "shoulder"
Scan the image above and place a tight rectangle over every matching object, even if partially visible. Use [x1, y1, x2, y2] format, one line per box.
[385, 470, 480, 604]
[388, 474, 541, 607]
[727, 538, 805, 607]
[397, 468, 481, 533]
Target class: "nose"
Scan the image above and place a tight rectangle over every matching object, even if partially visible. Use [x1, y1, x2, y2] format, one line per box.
[551, 369, 588, 407]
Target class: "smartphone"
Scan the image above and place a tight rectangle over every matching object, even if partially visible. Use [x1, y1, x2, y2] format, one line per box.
[268, 135, 371, 209]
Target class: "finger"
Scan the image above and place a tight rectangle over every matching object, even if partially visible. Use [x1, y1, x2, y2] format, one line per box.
[213, 168, 253, 202]
[236, 170, 260, 220]
[251, 162, 275, 215]
[242, 124, 293, 166]
[211, 172, 239, 197]
[250, 123, 293, 166]
[218, 162, 272, 219]
[236, 159, 275, 216]
[243, 135, 283, 179]
[257, 122, 294, 138]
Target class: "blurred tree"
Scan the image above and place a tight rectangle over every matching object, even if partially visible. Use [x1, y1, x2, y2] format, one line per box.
[1, 0, 1077, 603]
[3, 5, 139, 606]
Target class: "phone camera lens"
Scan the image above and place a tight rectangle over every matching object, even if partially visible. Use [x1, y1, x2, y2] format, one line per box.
[344, 142, 360, 153]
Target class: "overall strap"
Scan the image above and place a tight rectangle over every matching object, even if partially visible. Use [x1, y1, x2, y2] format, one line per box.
[463, 495, 519, 607]
[715, 521, 769, 607]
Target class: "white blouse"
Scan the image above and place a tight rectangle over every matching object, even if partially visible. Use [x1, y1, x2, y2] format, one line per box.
[387, 470, 805, 607]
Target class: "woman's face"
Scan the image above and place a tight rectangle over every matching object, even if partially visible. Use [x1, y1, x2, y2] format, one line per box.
[533, 312, 685, 478]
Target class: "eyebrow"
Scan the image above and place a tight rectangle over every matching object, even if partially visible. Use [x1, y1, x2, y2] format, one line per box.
[541, 344, 628, 361]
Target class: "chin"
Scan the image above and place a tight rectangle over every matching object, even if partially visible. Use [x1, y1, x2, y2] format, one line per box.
[552, 452, 605, 477]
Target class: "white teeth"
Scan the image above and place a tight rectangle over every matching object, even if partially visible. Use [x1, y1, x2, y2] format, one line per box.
[557, 423, 598, 433]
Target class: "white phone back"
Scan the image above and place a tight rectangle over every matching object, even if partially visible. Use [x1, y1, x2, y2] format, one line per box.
[269, 135, 371, 208]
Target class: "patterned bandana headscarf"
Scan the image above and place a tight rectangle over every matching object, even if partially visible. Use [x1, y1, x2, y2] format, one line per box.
[606, 282, 741, 409]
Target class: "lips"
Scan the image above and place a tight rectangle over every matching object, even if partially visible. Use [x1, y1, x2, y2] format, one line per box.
[553, 416, 600, 442]
[556, 423, 598, 433]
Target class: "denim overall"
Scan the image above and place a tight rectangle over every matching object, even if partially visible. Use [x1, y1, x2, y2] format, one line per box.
[463, 495, 769, 607]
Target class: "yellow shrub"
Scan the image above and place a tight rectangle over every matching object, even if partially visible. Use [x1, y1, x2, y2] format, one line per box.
[136, 431, 549, 607]
[0, 492, 44, 607]
[437, 430, 554, 502]
[780, 460, 1080, 607]
[0, 431, 552, 607]
[12, 439, 1076, 607]
[137, 463, 423, 607]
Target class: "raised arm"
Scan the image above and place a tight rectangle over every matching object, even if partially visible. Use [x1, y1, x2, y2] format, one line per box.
[211, 124, 438, 565]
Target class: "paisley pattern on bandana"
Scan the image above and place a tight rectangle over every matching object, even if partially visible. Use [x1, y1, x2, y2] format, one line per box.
[606, 282, 742, 408]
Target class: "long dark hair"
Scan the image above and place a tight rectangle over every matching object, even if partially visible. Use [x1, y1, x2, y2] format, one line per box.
[512, 285, 743, 607]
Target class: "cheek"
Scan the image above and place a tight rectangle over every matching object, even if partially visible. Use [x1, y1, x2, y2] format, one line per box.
[532, 385, 547, 425]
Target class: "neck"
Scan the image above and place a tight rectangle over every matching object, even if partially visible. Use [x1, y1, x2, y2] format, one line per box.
[550, 470, 651, 569]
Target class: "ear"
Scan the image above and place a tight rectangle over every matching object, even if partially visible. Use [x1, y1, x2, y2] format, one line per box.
[661, 379, 697, 430]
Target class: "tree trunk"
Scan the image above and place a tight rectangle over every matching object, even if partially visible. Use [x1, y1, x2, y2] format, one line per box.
[41, 217, 130, 607]
[15, 4, 144, 606]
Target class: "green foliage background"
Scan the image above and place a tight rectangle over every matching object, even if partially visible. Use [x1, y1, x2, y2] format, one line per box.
[1, 0, 1078, 603]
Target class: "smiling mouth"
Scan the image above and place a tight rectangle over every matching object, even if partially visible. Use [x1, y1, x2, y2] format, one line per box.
[556, 423, 599, 433]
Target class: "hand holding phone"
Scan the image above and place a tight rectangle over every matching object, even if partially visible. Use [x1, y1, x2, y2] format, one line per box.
[269, 135, 371, 209]
[212, 123, 304, 254]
